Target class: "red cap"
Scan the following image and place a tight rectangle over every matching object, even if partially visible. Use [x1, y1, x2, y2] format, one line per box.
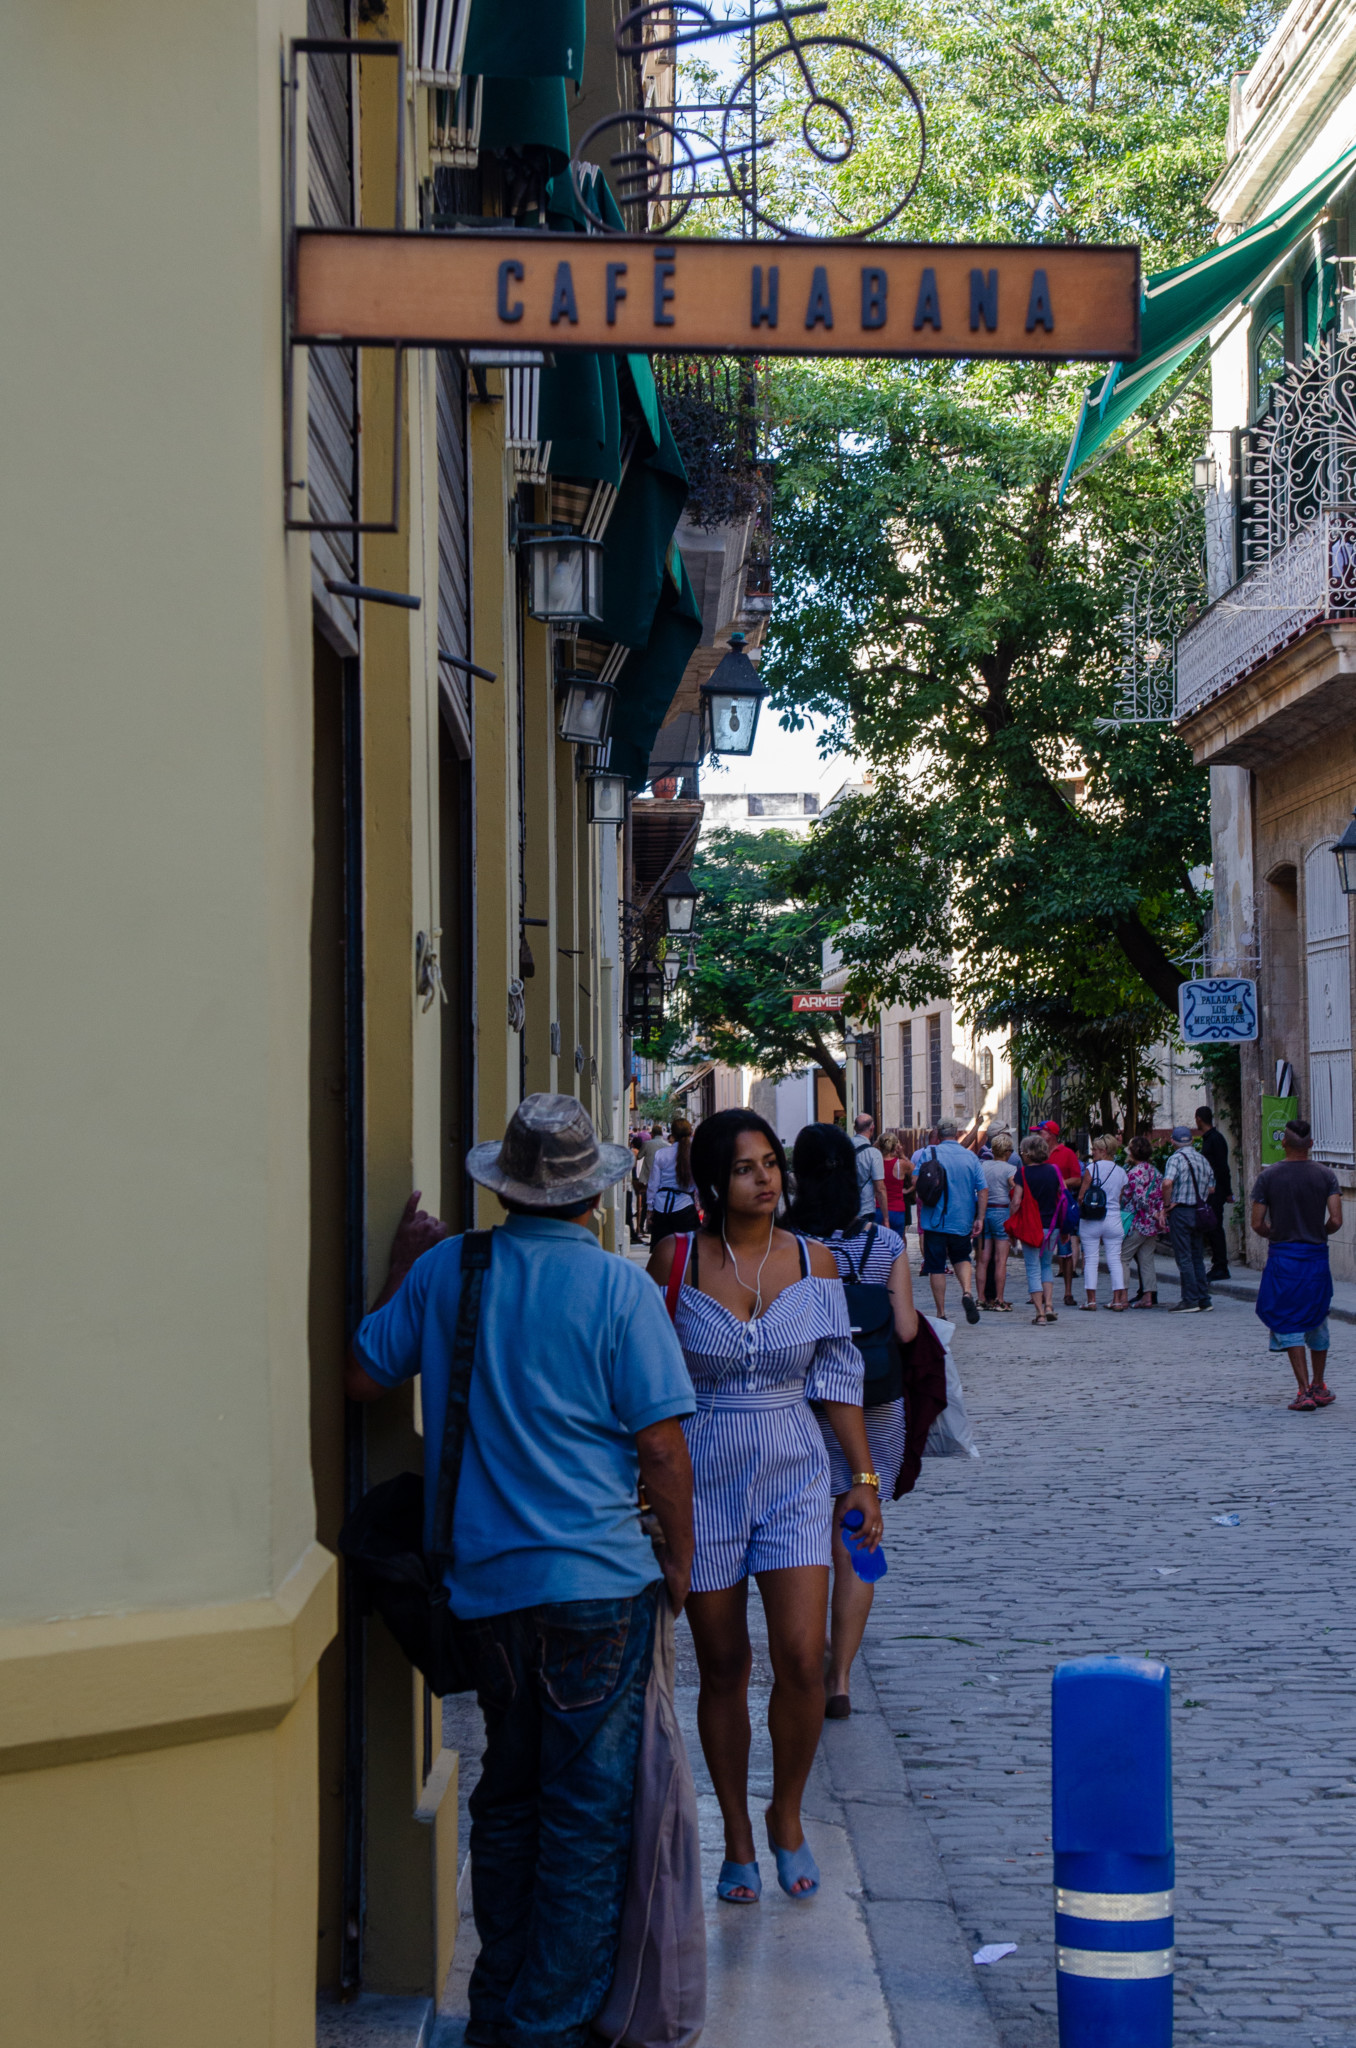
[1040, 1120, 1060, 1135]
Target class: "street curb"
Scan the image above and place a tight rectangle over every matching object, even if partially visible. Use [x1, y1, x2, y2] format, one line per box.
[819, 1656, 1003, 2048]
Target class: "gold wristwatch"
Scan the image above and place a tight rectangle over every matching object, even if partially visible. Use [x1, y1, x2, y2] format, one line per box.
[851, 1472, 881, 1490]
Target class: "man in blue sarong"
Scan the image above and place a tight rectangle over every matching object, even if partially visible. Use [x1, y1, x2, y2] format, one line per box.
[1251, 1119, 1344, 1412]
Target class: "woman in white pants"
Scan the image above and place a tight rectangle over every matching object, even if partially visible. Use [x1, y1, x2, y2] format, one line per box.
[1078, 1137, 1129, 1310]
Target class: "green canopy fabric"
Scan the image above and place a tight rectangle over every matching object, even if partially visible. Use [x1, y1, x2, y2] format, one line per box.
[464, 0, 585, 83]
[586, 407, 691, 648]
[1060, 137, 1356, 498]
[609, 548, 704, 789]
[478, 76, 572, 172]
[539, 352, 622, 487]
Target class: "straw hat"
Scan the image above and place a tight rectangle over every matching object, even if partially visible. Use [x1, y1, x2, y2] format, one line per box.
[466, 1092, 634, 1205]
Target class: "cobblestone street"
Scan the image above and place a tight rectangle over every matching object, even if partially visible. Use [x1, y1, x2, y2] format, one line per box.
[861, 1285, 1356, 2048]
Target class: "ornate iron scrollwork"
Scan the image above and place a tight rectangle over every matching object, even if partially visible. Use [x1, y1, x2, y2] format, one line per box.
[573, 1, 925, 240]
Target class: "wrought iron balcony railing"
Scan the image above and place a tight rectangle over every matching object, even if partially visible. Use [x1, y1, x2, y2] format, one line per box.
[1175, 508, 1356, 723]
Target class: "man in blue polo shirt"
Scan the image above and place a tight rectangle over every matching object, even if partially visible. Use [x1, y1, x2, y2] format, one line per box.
[912, 1117, 988, 1324]
[347, 1095, 695, 2048]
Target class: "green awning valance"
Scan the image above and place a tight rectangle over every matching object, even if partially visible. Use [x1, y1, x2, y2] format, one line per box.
[609, 548, 704, 789]
[585, 406, 690, 648]
[539, 352, 623, 488]
[464, 0, 585, 83]
[478, 76, 572, 172]
[1060, 137, 1356, 496]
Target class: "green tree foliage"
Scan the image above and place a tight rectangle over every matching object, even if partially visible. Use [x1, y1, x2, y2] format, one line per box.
[673, 828, 849, 1101]
[746, 0, 1280, 1119]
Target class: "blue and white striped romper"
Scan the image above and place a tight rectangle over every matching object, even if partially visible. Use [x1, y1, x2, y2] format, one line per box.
[819, 1225, 908, 1498]
[672, 1235, 864, 1593]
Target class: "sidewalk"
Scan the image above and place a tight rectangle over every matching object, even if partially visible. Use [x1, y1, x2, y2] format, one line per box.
[433, 1591, 999, 2048]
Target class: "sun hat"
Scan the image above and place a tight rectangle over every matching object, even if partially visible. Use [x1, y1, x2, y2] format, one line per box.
[467, 1092, 635, 1205]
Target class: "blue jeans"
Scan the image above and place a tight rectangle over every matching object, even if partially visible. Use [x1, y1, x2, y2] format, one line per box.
[1168, 1207, 1211, 1308]
[465, 1582, 660, 2048]
[1021, 1237, 1054, 1294]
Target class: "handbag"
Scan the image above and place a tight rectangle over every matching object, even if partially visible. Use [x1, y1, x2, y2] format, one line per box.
[837, 1225, 904, 1406]
[1180, 1154, 1215, 1234]
[1080, 1163, 1108, 1222]
[1003, 1167, 1046, 1246]
[595, 1603, 707, 2048]
[338, 1229, 492, 1696]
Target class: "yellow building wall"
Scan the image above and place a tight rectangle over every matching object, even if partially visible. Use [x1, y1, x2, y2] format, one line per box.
[0, 2, 334, 2039]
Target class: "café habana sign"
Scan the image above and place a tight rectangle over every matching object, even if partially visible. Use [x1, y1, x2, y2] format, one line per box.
[294, 231, 1140, 362]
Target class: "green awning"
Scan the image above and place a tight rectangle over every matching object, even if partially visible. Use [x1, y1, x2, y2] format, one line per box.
[1060, 137, 1356, 497]
[539, 352, 622, 488]
[478, 76, 572, 172]
[464, 0, 585, 83]
[609, 548, 704, 789]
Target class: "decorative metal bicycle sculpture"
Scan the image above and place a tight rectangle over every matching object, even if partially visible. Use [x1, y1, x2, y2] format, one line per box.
[573, 1, 926, 240]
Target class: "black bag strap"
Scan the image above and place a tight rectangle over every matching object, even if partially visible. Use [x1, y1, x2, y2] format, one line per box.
[430, 1229, 493, 1561]
[840, 1222, 878, 1284]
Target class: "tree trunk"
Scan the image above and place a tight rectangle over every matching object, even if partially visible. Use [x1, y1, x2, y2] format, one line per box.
[1112, 913, 1187, 1013]
[1124, 1042, 1138, 1143]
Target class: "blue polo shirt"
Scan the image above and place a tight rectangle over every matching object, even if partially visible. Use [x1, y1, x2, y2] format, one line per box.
[354, 1215, 695, 1618]
[911, 1141, 988, 1237]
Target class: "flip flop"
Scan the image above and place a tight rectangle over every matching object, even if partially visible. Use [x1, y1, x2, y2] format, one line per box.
[766, 1820, 819, 1900]
[716, 1859, 762, 1904]
[824, 1694, 851, 1720]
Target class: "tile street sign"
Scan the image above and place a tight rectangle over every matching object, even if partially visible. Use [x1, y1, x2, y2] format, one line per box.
[294, 231, 1140, 362]
[1178, 977, 1259, 1044]
[791, 991, 845, 1012]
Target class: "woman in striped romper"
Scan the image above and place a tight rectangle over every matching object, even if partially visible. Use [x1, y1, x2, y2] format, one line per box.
[648, 1110, 881, 1906]
[786, 1121, 917, 1720]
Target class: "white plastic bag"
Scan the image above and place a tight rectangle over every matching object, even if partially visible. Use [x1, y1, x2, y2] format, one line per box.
[921, 1316, 981, 1459]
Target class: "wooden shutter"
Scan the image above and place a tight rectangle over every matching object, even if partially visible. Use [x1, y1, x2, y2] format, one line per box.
[436, 349, 472, 756]
[1305, 842, 1354, 1161]
[307, 0, 359, 655]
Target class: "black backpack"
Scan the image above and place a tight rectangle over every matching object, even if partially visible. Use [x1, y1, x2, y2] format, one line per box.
[338, 1229, 492, 1696]
[914, 1145, 948, 1210]
[839, 1225, 904, 1406]
[1081, 1162, 1108, 1222]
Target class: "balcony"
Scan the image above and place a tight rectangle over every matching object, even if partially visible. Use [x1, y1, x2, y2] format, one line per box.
[1174, 509, 1356, 763]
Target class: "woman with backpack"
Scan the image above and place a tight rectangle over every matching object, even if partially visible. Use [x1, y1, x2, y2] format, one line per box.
[785, 1122, 917, 1721]
[1010, 1131, 1065, 1325]
[1077, 1136, 1129, 1311]
[646, 1116, 701, 1242]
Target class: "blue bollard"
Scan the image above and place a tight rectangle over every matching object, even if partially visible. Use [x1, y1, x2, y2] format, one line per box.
[1052, 1656, 1174, 2048]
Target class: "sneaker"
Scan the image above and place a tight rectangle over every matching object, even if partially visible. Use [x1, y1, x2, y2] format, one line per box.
[1205, 1269, 1231, 1282]
[1200, 1301, 1214, 1312]
[1166, 1301, 1201, 1314]
[963, 1293, 981, 1325]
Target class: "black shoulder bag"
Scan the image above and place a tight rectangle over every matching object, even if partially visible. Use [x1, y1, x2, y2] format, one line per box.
[338, 1229, 492, 1696]
[839, 1225, 904, 1408]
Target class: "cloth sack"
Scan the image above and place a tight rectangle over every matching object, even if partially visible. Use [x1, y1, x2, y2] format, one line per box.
[596, 1603, 706, 2048]
[1255, 1239, 1333, 1335]
[920, 1317, 981, 1460]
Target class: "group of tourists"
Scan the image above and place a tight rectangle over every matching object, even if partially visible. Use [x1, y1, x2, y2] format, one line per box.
[338, 1076, 1344, 2048]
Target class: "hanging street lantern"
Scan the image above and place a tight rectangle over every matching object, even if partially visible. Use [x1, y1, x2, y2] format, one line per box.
[557, 673, 617, 746]
[700, 631, 767, 757]
[685, 942, 697, 974]
[663, 951, 681, 988]
[586, 769, 627, 824]
[627, 954, 663, 1031]
[659, 867, 697, 934]
[520, 530, 604, 625]
[1335, 809, 1356, 895]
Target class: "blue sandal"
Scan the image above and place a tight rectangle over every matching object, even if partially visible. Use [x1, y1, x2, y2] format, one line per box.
[716, 1859, 762, 1904]
[765, 1819, 820, 1900]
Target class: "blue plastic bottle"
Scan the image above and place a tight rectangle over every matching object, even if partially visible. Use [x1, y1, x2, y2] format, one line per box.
[841, 1508, 888, 1582]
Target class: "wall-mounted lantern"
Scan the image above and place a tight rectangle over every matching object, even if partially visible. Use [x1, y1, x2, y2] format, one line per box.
[659, 867, 697, 935]
[586, 769, 627, 824]
[1335, 809, 1356, 895]
[700, 632, 767, 756]
[520, 530, 604, 625]
[663, 951, 682, 988]
[557, 673, 617, 746]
